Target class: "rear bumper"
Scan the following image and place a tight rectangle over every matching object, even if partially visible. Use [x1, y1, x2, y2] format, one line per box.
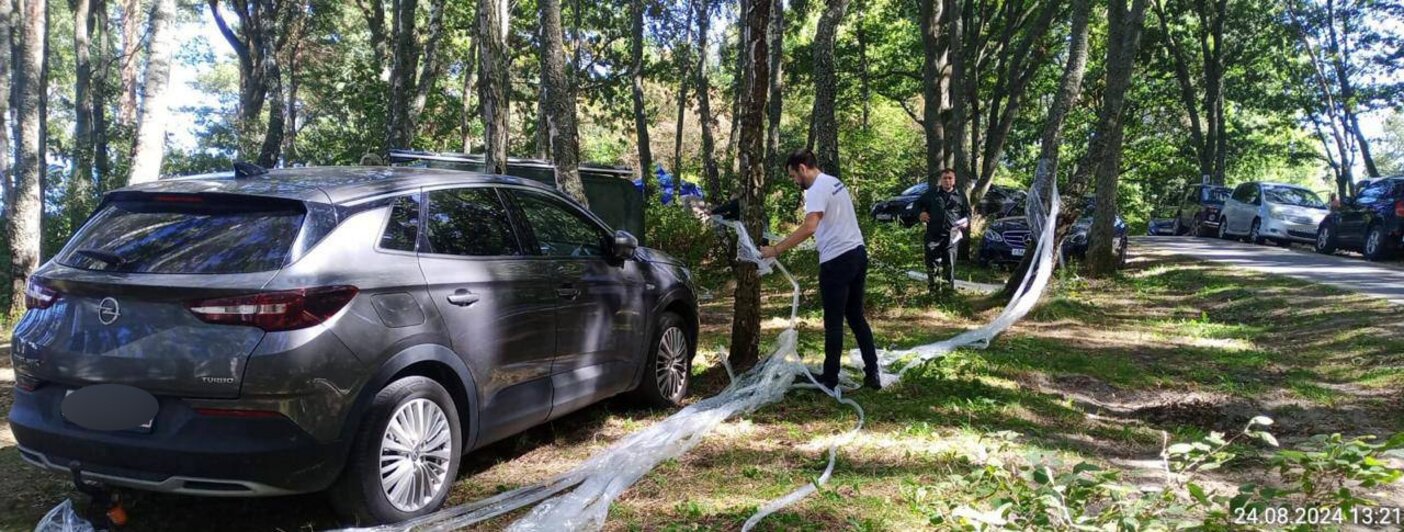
[9, 385, 348, 496]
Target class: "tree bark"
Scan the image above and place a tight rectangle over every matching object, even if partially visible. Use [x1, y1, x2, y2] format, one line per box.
[409, 0, 447, 127]
[810, 0, 850, 176]
[1086, 0, 1150, 276]
[118, 0, 143, 127]
[479, 0, 510, 174]
[764, 0, 784, 190]
[93, 0, 114, 192]
[945, 0, 969, 197]
[462, 40, 477, 153]
[540, 0, 588, 206]
[1153, 0, 1210, 181]
[0, 0, 13, 214]
[672, 0, 696, 177]
[70, 0, 98, 227]
[919, 0, 946, 187]
[128, 0, 175, 184]
[8, 0, 47, 316]
[1003, 0, 1091, 298]
[696, 0, 720, 199]
[728, 0, 771, 369]
[1322, 0, 1377, 178]
[210, 0, 267, 159]
[631, 0, 654, 198]
[386, 0, 419, 151]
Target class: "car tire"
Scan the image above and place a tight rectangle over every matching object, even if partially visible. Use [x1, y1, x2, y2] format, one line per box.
[1174, 217, 1187, 236]
[329, 376, 462, 525]
[1363, 224, 1400, 262]
[631, 312, 691, 407]
[1217, 220, 1231, 240]
[1315, 223, 1338, 255]
[1249, 218, 1266, 245]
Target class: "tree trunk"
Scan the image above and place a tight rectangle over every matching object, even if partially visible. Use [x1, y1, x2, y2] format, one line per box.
[630, 0, 654, 199]
[672, 0, 696, 177]
[764, 0, 785, 190]
[258, 54, 285, 167]
[540, 0, 588, 206]
[0, 0, 13, 214]
[93, 0, 114, 193]
[1003, 0, 1091, 298]
[1153, 0, 1210, 182]
[8, 0, 47, 316]
[857, 0, 869, 130]
[409, 0, 447, 130]
[118, 0, 143, 127]
[283, 47, 300, 165]
[462, 40, 477, 153]
[945, 0, 968, 196]
[479, 0, 510, 174]
[1086, 0, 1150, 276]
[810, 0, 849, 176]
[728, 0, 771, 369]
[70, 0, 97, 228]
[696, 0, 720, 199]
[386, 0, 420, 151]
[919, 0, 946, 187]
[128, 0, 175, 184]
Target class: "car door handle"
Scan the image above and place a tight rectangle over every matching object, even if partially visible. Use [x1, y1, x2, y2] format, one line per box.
[446, 290, 480, 307]
[556, 286, 581, 300]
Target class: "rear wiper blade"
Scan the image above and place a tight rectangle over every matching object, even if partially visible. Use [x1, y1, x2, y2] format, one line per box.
[75, 248, 127, 267]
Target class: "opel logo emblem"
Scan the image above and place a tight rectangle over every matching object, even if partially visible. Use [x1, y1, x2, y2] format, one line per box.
[98, 297, 121, 325]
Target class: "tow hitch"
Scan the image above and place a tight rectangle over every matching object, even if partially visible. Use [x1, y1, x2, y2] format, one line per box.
[70, 462, 128, 529]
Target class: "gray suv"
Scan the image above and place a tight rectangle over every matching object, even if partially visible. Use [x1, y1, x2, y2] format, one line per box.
[8, 166, 698, 524]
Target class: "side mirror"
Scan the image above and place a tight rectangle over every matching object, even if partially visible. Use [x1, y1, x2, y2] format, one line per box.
[612, 230, 638, 261]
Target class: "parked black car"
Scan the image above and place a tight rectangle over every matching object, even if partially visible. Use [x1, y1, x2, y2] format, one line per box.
[871, 183, 1025, 227]
[979, 202, 1127, 266]
[1173, 184, 1232, 236]
[9, 166, 699, 524]
[1316, 176, 1404, 261]
[870, 182, 929, 226]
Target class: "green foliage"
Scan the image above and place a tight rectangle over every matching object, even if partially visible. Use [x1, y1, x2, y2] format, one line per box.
[643, 203, 720, 272]
[913, 418, 1404, 531]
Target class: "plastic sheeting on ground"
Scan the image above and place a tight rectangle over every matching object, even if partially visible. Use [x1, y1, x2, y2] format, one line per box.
[37, 182, 1058, 532]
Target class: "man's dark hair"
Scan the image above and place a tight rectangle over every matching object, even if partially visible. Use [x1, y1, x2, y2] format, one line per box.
[786, 149, 819, 171]
[940, 168, 957, 177]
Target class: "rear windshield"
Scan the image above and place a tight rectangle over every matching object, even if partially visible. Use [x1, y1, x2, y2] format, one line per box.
[58, 195, 307, 274]
[1202, 187, 1230, 203]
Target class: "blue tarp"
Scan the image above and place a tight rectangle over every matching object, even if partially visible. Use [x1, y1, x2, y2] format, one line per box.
[635, 167, 704, 205]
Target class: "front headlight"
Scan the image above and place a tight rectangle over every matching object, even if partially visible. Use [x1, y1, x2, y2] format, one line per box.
[984, 229, 1004, 243]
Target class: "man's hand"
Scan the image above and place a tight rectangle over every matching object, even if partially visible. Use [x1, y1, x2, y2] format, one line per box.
[760, 245, 779, 259]
[919, 212, 930, 223]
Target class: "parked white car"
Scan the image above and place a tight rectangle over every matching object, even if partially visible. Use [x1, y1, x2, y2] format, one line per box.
[1218, 182, 1329, 246]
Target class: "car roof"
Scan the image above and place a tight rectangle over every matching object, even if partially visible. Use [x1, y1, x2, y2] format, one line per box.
[115, 166, 557, 204]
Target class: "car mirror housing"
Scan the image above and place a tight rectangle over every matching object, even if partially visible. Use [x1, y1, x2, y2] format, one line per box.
[612, 230, 639, 262]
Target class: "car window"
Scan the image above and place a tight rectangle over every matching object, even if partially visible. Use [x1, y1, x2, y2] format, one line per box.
[901, 183, 928, 196]
[510, 190, 609, 258]
[424, 188, 522, 256]
[1263, 186, 1325, 208]
[1203, 187, 1230, 203]
[1246, 185, 1262, 205]
[380, 194, 422, 252]
[58, 195, 306, 274]
[1231, 184, 1249, 202]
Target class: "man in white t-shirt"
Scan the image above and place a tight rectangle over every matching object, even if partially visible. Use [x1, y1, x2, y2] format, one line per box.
[760, 149, 881, 391]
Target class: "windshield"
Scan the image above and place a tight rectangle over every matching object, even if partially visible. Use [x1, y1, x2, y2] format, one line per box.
[1203, 187, 1230, 203]
[901, 183, 928, 196]
[1263, 186, 1326, 208]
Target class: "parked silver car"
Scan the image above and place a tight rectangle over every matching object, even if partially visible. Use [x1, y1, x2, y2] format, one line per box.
[1218, 182, 1329, 246]
[9, 166, 698, 524]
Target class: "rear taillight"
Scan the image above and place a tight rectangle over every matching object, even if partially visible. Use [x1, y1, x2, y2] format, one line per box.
[24, 278, 60, 310]
[187, 285, 358, 331]
[1395, 200, 1404, 218]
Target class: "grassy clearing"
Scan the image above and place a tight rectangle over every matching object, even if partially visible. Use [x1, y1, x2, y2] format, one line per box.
[1, 227, 1401, 530]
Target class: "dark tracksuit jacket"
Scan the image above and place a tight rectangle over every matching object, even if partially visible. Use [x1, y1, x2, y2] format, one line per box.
[916, 186, 971, 287]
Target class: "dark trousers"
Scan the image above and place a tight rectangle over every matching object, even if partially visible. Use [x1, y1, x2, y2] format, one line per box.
[924, 233, 957, 290]
[818, 246, 879, 382]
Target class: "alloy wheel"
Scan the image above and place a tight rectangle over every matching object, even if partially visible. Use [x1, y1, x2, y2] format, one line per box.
[655, 327, 689, 400]
[1250, 220, 1261, 243]
[1317, 227, 1329, 252]
[1366, 230, 1380, 257]
[379, 398, 453, 513]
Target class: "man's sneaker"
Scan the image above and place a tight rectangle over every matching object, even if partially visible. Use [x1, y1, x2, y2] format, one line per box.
[864, 373, 883, 390]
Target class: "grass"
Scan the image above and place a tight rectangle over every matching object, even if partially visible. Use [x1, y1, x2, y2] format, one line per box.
[1, 225, 1402, 530]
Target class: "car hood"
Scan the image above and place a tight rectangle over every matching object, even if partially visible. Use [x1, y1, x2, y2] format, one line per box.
[635, 247, 686, 267]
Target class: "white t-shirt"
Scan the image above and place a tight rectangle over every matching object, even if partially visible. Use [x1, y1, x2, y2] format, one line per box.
[803, 172, 865, 263]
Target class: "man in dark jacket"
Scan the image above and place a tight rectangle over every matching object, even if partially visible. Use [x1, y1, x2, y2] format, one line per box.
[917, 168, 970, 293]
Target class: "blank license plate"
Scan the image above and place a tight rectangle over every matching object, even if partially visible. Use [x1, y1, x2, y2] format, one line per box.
[1011, 248, 1026, 257]
[876, 214, 893, 221]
